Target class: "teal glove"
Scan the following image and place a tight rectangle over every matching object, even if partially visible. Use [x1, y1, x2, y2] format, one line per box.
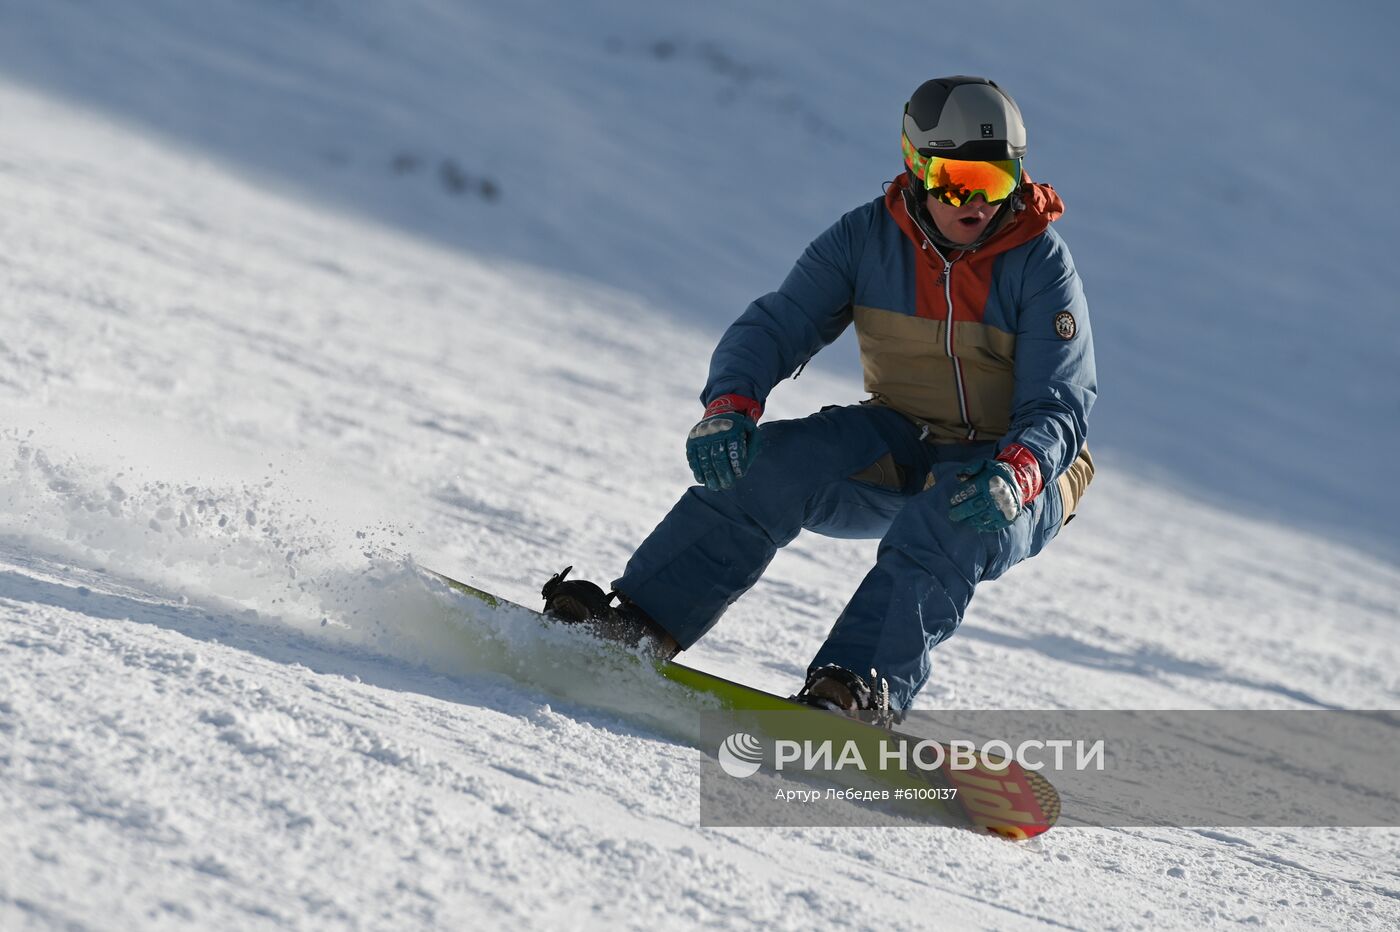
[948, 443, 1045, 533]
[948, 460, 1023, 531]
[687, 394, 763, 491]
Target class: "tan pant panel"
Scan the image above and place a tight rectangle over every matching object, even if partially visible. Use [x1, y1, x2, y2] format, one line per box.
[1056, 445, 1094, 525]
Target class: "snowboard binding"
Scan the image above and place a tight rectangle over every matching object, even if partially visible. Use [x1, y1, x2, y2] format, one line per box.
[541, 567, 679, 659]
[793, 664, 898, 728]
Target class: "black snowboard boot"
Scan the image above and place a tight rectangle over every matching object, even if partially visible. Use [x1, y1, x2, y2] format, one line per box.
[793, 664, 897, 727]
[541, 567, 680, 659]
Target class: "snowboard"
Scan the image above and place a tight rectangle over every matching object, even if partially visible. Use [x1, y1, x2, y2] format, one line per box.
[428, 569, 1060, 839]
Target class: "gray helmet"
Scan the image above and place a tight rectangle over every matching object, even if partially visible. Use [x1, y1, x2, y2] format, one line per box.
[900, 76, 1027, 253]
[902, 76, 1026, 163]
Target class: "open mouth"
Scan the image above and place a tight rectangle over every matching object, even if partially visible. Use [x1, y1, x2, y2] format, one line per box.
[958, 217, 982, 227]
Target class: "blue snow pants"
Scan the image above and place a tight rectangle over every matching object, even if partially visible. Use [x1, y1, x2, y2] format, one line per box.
[613, 403, 1065, 710]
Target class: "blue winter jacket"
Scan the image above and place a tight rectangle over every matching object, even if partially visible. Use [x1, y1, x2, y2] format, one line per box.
[701, 174, 1096, 514]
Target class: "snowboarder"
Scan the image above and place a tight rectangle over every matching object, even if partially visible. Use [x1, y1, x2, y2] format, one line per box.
[544, 76, 1096, 718]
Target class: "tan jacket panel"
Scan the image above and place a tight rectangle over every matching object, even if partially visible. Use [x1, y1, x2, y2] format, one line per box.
[854, 305, 1016, 442]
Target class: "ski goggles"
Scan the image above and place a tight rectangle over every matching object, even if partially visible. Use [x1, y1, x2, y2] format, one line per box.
[902, 135, 1021, 208]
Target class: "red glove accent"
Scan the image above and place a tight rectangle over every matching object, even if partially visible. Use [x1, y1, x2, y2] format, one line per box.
[995, 443, 1044, 506]
[703, 393, 763, 422]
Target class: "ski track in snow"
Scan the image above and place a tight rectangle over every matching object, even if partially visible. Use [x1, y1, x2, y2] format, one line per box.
[1, 12, 1399, 932]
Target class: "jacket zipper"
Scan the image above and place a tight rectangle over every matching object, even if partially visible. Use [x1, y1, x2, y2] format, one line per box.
[941, 256, 977, 440]
[905, 197, 977, 440]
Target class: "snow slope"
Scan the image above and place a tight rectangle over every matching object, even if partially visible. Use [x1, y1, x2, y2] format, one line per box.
[1, 0, 1398, 553]
[2, 2, 1399, 929]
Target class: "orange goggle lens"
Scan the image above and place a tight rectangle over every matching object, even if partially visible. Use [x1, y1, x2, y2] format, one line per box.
[903, 136, 1020, 207]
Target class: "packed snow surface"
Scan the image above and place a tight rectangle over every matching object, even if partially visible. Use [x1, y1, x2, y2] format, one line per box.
[2, 1, 1398, 929]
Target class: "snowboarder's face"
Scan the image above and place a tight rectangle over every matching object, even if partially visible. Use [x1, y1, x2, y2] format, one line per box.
[926, 192, 997, 246]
